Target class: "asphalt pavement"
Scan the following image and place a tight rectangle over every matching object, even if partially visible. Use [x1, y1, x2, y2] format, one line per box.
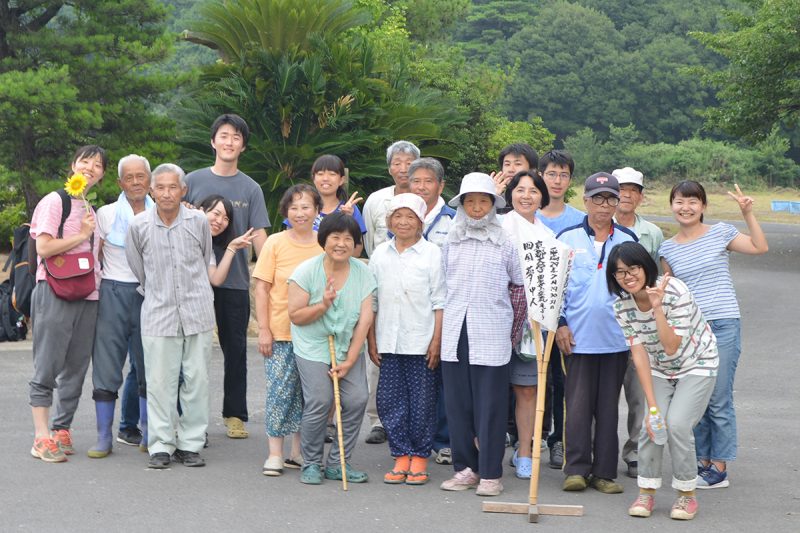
[1, 220, 798, 532]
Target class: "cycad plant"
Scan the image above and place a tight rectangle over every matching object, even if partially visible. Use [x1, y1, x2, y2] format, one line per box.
[179, 0, 463, 222]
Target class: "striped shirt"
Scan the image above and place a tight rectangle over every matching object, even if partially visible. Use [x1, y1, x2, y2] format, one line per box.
[614, 277, 718, 379]
[441, 236, 523, 366]
[658, 223, 740, 320]
[125, 206, 216, 336]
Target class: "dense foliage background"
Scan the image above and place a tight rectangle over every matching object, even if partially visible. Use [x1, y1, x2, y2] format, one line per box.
[1, 0, 798, 244]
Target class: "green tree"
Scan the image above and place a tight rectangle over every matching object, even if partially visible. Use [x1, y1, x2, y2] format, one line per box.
[180, 0, 465, 220]
[692, 0, 800, 141]
[0, 1, 178, 215]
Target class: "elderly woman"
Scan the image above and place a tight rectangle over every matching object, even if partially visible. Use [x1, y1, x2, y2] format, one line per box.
[608, 242, 718, 520]
[253, 185, 323, 476]
[288, 212, 376, 485]
[367, 193, 446, 485]
[439, 173, 524, 497]
[29, 145, 106, 462]
[500, 170, 553, 479]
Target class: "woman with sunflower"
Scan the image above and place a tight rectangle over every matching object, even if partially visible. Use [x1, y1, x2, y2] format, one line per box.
[28, 145, 106, 463]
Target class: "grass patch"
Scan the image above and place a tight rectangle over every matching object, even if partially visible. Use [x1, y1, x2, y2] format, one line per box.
[569, 185, 800, 225]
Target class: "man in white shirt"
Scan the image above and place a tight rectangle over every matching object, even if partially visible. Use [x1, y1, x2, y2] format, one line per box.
[88, 154, 154, 458]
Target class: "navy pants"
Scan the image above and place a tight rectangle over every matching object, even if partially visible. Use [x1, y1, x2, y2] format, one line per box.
[214, 287, 250, 421]
[376, 354, 438, 458]
[442, 322, 510, 479]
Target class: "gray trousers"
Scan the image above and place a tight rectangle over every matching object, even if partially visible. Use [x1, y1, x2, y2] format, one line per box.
[638, 374, 716, 491]
[622, 354, 645, 464]
[365, 350, 382, 428]
[29, 282, 98, 430]
[91, 280, 145, 400]
[296, 355, 368, 467]
[142, 331, 212, 454]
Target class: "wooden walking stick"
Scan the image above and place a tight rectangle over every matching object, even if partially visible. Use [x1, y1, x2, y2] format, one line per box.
[328, 335, 348, 491]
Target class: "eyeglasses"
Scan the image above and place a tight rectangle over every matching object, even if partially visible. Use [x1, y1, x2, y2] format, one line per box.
[590, 195, 620, 206]
[544, 171, 571, 181]
[613, 265, 642, 280]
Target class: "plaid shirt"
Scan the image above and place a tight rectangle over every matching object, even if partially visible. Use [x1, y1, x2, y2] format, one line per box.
[441, 237, 523, 366]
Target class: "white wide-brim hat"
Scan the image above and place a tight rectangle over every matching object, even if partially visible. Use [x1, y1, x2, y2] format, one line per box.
[448, 172, 506, 209]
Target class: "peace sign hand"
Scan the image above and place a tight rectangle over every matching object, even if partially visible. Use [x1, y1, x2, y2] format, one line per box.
[340, 192, 363, 216]
[645, 274, 670, 310]
[228, 227, 255, 250]
[727, 183, 754, 215]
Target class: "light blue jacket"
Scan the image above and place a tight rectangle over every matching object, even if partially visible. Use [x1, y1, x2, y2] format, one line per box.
[557, 217, 638, 354]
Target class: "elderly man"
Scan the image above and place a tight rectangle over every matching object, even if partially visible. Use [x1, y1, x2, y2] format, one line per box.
[361, 140, 421, 444]
[362, 140, 421, 256]
[556, 172, 637, 494]
[87, 155, 155, 458]
[126, 164, 216, 469]
[409, 157, 455, 248]
[184, 114, 270, 440]
[408, 157, 455, 464]
[612, 166, 665, 479]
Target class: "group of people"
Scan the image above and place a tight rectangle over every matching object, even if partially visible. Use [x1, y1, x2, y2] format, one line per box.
[26, 113, 767, 521]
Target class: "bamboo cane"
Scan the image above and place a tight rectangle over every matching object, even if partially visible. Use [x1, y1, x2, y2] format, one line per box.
[328, 335, 348, 491]
[529, 321, 554, 508]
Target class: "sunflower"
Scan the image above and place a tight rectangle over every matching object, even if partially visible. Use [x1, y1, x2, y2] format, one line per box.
[64, 173, 88, 197]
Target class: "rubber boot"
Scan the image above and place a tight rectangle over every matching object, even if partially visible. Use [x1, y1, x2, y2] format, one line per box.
[87, 400, 116, 458]
[138, 396, 148, 453]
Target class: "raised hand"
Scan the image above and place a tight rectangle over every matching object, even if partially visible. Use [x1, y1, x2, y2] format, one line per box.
[727, 183, 754, 215]
[646, 274, 670, 309]
[339, 192, 363, 216]
[228, 227, 255, 250]
[322, 276, 337, 308]
[490, 171, 512, 195]
[80, 212, 96, 239]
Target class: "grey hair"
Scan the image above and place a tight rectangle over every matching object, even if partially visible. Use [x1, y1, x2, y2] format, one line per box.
[150, 163, 186, 187]
[117, 154, 152, 180]
[409, 157, 444, 183]
[385, 140, 420, 166]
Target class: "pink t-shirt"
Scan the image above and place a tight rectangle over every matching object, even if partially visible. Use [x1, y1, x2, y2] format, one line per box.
[29, 192, 101, 300]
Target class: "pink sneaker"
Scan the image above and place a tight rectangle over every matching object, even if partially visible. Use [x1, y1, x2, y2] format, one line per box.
[440, 467, 480, 491]
[628, 494, 655, 517]
[670, 495, 698, 520]
[476, 478, 504, 497]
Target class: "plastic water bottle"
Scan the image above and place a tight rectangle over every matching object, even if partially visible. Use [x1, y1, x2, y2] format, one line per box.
[648, 407, 668, 445]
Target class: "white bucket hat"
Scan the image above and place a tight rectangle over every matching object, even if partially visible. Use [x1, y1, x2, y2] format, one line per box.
[387, 193, 428, 223]
[448, 172, 506, 209]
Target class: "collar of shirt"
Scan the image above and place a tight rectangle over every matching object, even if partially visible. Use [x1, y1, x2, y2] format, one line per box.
[388, 236, 426, 255]
[153, 204, 192, 228]
[424, 197, 446, 224]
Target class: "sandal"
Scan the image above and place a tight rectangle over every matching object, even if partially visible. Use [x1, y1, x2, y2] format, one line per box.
[384, 455, 411, 484]
[406, 456, 430, 485]
[223, 417, 249, 439]
[284, 456, 303, 469]
[324, 463, 369, 483]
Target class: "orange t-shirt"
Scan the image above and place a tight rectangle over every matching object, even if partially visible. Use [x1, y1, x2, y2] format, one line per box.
[252, 231, 322, 341]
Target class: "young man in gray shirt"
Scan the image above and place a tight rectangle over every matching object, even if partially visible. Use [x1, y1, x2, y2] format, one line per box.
[184, 114, 270, 439]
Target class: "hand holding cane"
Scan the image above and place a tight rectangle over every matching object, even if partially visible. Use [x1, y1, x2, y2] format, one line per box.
[328, 335, 348, 491]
